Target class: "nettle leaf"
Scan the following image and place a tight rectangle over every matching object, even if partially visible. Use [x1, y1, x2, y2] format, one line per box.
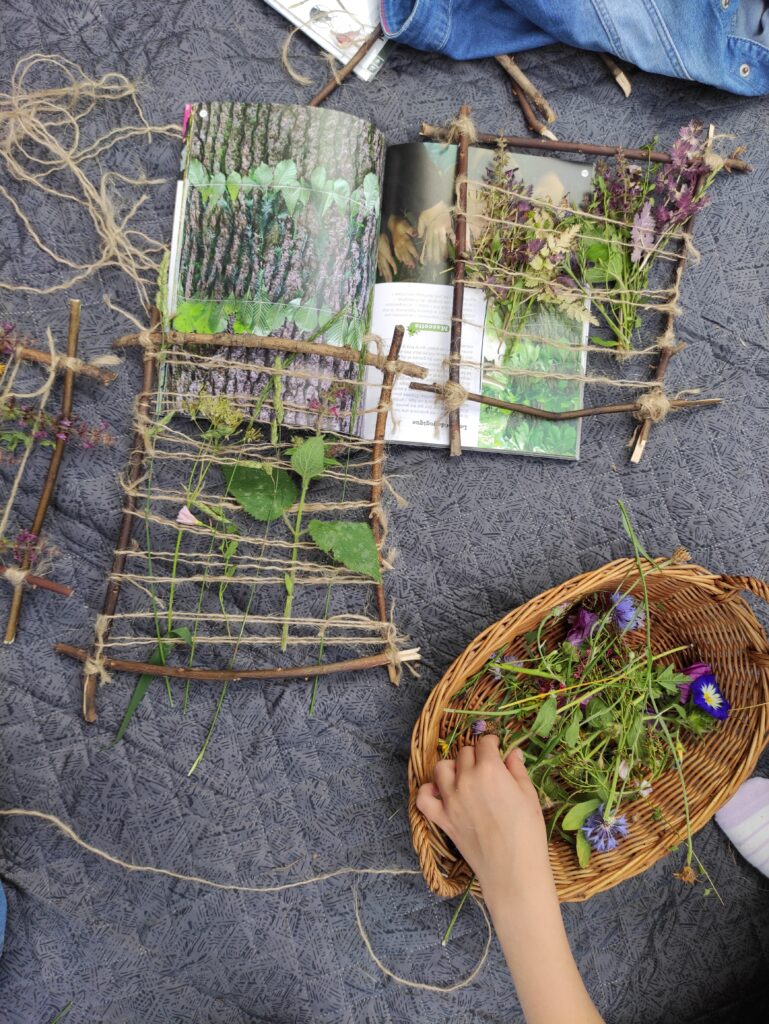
[226, 170, 242, 203]
[289, 434, 326, 484]
[187, 157, 208, 188]
[576, 829, 592, 869]
[224, 463, 298, 522]
[532, 693, 558, 737]
[562, 798, 601, 831]
[308, 520, 382, 582]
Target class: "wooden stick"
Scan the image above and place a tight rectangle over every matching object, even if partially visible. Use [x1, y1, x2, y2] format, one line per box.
[308, 27, 382, 107]
[509, 79, 557, 141]
[11, 344, 117, 385]
[410, 381, 722, 421]
[82, 309, 160, 722]
[449, 104, 471, 458]
[599, 53, 632, 97]
[629, 174, 706, 464]
[0, 565, 73, 597]
[4, 299, 80, 645]
[58, 643, 420, 682]
[495, 55, 556, 123]
[370, 325, 404, 685]
[419, 123, 751, 173]
[114, 329, 428, 380]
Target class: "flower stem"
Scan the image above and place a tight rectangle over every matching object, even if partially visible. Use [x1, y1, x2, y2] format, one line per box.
[441, 876, 474, 946]
[281, 479, 308, 652]
[188, 681, 228, 776]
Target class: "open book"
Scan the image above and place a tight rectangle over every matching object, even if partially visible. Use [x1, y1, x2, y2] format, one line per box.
[166, 103, 593, 459]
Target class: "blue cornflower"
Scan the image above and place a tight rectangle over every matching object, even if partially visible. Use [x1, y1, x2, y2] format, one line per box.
[610, 591, 645, 632]
[581, 805, 629, 853]
[690, 673, 730, 720]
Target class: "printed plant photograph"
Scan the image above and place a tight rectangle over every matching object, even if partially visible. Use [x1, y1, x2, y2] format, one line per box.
[168, 101, 385, 434]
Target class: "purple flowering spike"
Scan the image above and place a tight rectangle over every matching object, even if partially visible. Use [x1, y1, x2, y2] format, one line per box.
[630, 201, 655, 263]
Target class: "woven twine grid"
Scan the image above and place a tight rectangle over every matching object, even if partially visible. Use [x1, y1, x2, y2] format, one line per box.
[408, 558, 769, 903]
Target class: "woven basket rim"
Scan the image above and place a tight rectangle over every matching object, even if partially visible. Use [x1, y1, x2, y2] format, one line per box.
[408, 558, 769, 903]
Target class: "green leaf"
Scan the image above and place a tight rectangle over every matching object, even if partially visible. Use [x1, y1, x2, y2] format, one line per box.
[113, 628, 191, 743]
[310, 166, 327, 191]
[284, 573, 294, 596]
[172, 301, 210, 332]
[331, 178, 351, 210]
[224, 463, 297, 522]
[531, 694, 558, 737]
[564, 711, 582, 749]
[226, 170, 242, 203]
[362, 172, 380, 208]
[187, 157, 208, 188]
[584, 697, 612, 730]
[576, 829, 592, 868]
[307, 520, 382, 582]
[248, 163, 273, 187]
[289, 434, 326, 485]
[273, 159, 298, 187]
[202, 170, 226, 206]
[562, 798, 601, 831]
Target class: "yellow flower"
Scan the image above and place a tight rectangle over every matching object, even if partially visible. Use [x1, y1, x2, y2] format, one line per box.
[437, 739, 450, 757]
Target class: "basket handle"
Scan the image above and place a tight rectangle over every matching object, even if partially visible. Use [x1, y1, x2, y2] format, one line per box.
[718, 575, 769, 604]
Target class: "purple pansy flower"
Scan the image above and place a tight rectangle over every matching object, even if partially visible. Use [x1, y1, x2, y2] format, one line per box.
[582, 805, 629, 853]
[690, 673, 730, 720]
[566, 607, 598, 646]
[610, 591, 644, 632]
[677, 661, 712, 704]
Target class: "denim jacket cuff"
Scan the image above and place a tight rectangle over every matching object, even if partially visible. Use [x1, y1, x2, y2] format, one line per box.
[380, 0, 452, 51]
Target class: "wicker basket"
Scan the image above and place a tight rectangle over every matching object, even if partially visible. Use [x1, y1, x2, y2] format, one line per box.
[409, 557, 769, 903]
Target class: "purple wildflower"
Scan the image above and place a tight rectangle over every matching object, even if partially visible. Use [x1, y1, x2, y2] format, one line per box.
[630, 200, 655, 263]
[678, 661, 712, 704]
[690, 673, 730, 720]
[610, 591, 644, 632]
[471, 720, 487, 736]
[567, 608, 598, 646]
[582, 805, 629, 853]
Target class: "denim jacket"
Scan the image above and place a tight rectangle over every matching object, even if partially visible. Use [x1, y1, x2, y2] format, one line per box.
[380, 0, 769, 95]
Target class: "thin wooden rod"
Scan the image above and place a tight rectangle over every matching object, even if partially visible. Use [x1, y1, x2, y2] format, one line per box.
[494, 55, 556, 123]
[0, 565, 73, 597]
[599, 53, 632, 97]
[370, 325, 404, 685]
[419, 123, 751, 173]
[4, 299, 80, 645]
[449, 105, 471, 458]
[58, 643, 420, 682]
[11, 344, 117, 384]
[509, 79, 557, 141]
[308, 27, 382, 107]
[82, 309, 160, 722]
[410, 381, 722, 421]
[114, 329, 428, 380]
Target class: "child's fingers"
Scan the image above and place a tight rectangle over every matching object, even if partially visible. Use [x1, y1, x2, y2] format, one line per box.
[416, 781, 451, 831]
[505, 747, 536, 792]
[433, 757, 456, 795]
[455, 742, 476, 775]
[475, 733, 501, 763]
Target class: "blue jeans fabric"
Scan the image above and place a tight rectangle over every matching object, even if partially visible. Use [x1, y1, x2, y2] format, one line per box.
[380, 0, 769, 96]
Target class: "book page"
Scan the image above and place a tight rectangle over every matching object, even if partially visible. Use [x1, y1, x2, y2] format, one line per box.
[363, 142, 593, 459]
[165, 102, 385, 435]
[262, 1, 390, 82]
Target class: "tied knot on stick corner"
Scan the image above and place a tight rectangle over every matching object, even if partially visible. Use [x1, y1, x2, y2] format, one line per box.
[439, 380, 469, 413]
[82, 613, 113, 686]
[1, 566, 30, 589]
[447, 113, 478, 145]
[634, 388, 672, 424]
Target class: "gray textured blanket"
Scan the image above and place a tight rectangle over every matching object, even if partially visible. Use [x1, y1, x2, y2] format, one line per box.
[1, 2, 768, 1022]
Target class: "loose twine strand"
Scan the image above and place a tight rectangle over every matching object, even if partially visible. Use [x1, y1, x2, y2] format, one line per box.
[0, 54, 180, 309]
[0, 807, 491, 992]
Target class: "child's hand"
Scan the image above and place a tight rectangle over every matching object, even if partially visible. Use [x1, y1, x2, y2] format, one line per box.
[416, 735, 552, 897]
